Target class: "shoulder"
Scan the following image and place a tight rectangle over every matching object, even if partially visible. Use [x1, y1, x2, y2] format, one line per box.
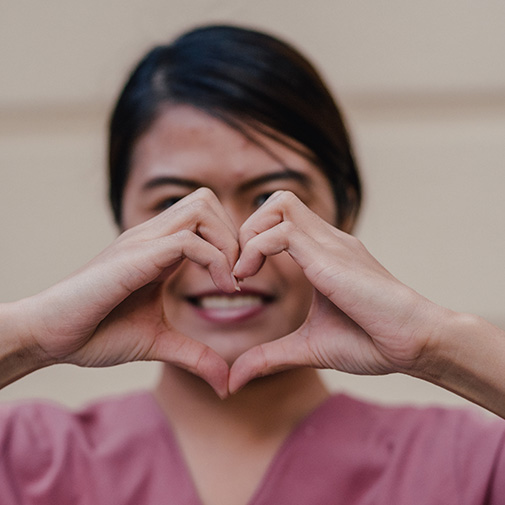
[0, 390, 164, 453]
[321, 392, 505, 430]
[0, 391, 169, 503]
[319, 393, 505, 453]
[319, 394, 505, 501]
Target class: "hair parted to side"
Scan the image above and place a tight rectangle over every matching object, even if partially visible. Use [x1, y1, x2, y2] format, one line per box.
[108, 24, 362, 228]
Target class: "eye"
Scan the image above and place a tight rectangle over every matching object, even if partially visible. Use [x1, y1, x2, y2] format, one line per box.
[253, 192, 275, 208]
[154, 196, 184, 212]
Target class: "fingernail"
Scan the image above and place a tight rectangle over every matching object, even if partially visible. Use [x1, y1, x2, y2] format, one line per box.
[231, 274, 241, 291]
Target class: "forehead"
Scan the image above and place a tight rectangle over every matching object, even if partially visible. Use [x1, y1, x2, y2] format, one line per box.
[128, 105, 330, 189]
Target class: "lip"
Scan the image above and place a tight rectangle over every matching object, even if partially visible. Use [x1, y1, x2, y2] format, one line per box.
[185, 288, 275, 324]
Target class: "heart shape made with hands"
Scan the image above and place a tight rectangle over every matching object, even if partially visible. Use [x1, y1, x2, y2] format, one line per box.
[148, 241, 383, 400]
[90, 190, 416, 399]
[33, 190, 415, 400]
[133, 189, 409, 398]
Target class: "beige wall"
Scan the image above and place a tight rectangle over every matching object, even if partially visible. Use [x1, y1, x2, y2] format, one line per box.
[1, 1, 505, 411]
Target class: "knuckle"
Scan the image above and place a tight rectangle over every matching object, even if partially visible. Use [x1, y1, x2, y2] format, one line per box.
[347, 234, 365, 251]
[117, 225, 138, 241]
[277, 190, 298, 206]
[173, 229, 195, 242]
[177, 188, 215, 215]
[256, 344, 271, 371]
[188, 197, 208, 214]
[279, 220, 296, 233]
[193, 186, 216, 201]
[278, 220, 297, 243]
[193, 345, 211, 371]
[271, 191, 305, 219]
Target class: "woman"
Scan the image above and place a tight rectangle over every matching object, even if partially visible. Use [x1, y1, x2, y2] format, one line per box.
[1, 24, 505, 504]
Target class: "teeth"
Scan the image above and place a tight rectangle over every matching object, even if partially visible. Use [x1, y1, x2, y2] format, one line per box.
[199, 295, 263, 310]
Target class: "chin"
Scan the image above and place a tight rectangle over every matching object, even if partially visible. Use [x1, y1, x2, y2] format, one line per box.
[205, 337, 267, 365]
[190, 327, 286, 366]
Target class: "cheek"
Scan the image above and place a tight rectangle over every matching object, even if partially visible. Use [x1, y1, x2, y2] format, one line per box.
[269, 253, 314, 310]
[272, 258, 314, 334]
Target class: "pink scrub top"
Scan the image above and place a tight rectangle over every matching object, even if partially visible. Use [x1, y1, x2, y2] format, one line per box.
[1, 391, 504, 504]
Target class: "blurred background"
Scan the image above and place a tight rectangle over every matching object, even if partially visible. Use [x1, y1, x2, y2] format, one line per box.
[1, 0, 504, 412]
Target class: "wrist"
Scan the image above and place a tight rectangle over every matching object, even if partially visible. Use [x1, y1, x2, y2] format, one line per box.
[0, 300, 48, 388]
[411, 309, 505, 417]
[411, 309, 475, 381]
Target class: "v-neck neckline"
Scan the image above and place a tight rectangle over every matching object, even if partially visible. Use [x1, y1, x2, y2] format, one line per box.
[145, 391, 338, 505]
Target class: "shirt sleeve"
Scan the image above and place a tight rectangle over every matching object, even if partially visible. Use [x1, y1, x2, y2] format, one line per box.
[0, 392, 175, 505]
[452, 409, 505, 504]
[0, 401, 89, 505]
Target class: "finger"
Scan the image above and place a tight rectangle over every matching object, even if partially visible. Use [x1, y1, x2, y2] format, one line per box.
[87, 293, 231, 399]
[144, 188, 239, 268]
[178, 188, 239, 268]
[234, 221, 291, 279]
[84, 230, 237, 313]
[145, 187, 236, 237]
[228, 333, 313, 394]
[238, 191, 330, 248]
[234, 220, 321, 279]
[149, 330, 230, 399]
[192, 187, 238, 241]
[237, 190, 292, 247]
[154, 230, 239, 292]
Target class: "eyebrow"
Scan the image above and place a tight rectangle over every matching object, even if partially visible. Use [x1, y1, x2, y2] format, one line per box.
[142, 176, 201, 192]
[239, 168, 311, 192]
[141, 168, 311, 193]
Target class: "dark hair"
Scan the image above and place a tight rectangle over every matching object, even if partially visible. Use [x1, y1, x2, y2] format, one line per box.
[108, 24, 362, 228]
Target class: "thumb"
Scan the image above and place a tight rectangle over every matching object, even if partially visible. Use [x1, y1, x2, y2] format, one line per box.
[228, 332, 313, 394]
[149, 331, 230, 399]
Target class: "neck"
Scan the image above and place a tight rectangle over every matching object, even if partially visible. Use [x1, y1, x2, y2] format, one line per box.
[153, 364, 330, 440]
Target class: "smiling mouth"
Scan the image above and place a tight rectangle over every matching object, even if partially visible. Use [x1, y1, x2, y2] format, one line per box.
[186, 293, 274, 323]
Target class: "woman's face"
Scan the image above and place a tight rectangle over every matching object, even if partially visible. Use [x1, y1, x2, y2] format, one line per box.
[122, 105, 337, 364]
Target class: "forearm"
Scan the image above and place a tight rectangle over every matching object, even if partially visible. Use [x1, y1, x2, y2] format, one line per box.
[415, 311, 505, 418]
[0, 301, 44, 389]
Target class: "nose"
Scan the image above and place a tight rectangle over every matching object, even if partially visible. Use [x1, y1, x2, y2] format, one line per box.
[219, 197, 250, 232]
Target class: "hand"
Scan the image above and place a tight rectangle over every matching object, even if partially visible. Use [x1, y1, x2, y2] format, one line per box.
[14, 188, 239, 397]
[229, 191, 447, 393]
